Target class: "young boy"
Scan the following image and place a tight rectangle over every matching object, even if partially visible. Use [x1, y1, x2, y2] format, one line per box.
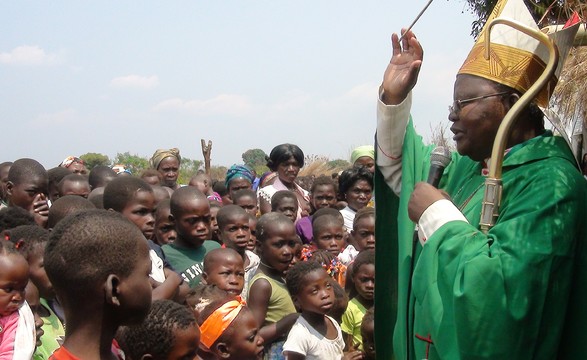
[88, 165, 117, 190]
[162, 186, 221, 288]
[6, 158, 49, 228]
[296, 176, 338, 244]
[0, 161, 12, 209]
[57, 174, 91, 199]
[47, 195, 96, 230]
[270, 190, 298, 223]
[45, 210, 152, 359]
[232, 189, 259, 216]
[312, 213, 346, 257]
[153, 199, 176, 245]
[247, 213, 257, 252]
[283, 261, 363, 360]
[189, 172, 222, 202]
[116, 299, 200, 360]
[104, 177, 183, 301]
[216, 205, 260, 299]
[202, 248, 245, 296]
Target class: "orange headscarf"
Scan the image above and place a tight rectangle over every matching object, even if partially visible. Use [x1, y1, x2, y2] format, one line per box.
[200, 297, 246, 349]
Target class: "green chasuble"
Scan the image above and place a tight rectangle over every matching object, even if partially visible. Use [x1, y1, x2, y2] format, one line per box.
[376, 120, 587, 360]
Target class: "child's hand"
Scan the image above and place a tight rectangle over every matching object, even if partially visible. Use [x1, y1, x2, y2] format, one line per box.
[33, 193, 49, 228]
[342, 350, 364, 360]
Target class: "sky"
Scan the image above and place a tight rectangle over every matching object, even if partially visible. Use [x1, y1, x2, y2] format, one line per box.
[1, 1, 477, 169]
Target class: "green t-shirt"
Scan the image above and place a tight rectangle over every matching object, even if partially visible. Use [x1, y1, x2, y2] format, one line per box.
[341, 297, 367, 350]
[162, 241, 220, 288]
[34, 298, 65, 360]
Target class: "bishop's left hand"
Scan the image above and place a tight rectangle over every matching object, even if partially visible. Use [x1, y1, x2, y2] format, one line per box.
[408, 182, 449, 223]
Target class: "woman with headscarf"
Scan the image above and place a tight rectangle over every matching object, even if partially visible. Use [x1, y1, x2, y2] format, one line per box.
[150, 148, 181, 190]
[350, 145, 375, 173]
[225, 164, 255, 200]
[258, 144, 310, 221]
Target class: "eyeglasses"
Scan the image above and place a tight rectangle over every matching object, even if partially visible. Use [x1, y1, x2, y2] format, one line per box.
[448, 91, 510, 114]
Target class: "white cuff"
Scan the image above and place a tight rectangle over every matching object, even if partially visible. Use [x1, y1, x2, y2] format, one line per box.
[417, 199, 468, 246]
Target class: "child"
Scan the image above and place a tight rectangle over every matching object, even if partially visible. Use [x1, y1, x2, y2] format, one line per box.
[6, 158, 49, 228]
[57, 174, 91, 199]
[0, 207, 35, 233]
[45, 209, 152, 359]
[296, 176, 338, 244]
[360, 307, 375, 360]
[312, 214, 346, 257]
[339, 208, 375, 266]
[0, 241, 36, 359]
[104, 177, 183, 301]
[88, 165, 117, 190]
[46, 167, 70, 204]
[203, 248, 245, 296]
[342, 250, 375, 351]
[5, 225, 66, 357]
[47, 195, 95, 230]
[190, 285, 264, 360]
[327, 279, 349, 325]
[139, 169, 162, 186]
[162, 186, 221, 288]
[151, 185, 171, 206]
[232, 189, 259, 216]
[190, 173, 222, 203]
[271, 191, 298, 223]
[0, 162, 12, 209]
[248, 213, 299, 359]
[283, 261, 362, 360]
[153, 199, 176, 245]
[247, 213, 258, 252]
[216, 205, 260, 299]
[209, 200, 222, 243]
[116, 299, 200, 360]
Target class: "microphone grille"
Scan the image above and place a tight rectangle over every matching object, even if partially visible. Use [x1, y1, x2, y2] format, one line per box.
[430, 146, 451, 167]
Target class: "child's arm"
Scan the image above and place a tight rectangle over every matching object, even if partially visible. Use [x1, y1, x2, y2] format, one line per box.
[343, 332, 355, 351]
[151, 269, 181, 300]
[32, 194, 49, 228]
[247, 278, 298, 344]
[284, 352, 306, 360]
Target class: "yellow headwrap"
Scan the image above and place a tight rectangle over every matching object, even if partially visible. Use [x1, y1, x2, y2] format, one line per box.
[350, 145, 375, 165]
[150, 148, 181, 170]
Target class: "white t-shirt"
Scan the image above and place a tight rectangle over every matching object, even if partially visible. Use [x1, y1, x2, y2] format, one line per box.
[282, 315, 345, 360]
[242, 250, 260, 300]
[339, 206, 356, 233]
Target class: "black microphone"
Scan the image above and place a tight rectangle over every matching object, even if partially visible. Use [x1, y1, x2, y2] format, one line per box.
[427, 146, 451, 188]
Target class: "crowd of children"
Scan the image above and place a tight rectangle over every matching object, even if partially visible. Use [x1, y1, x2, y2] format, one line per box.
[0, 143, 376, 360]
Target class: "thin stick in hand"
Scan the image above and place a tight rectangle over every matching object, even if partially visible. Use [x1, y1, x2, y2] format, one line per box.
[398, 0, 435, 41]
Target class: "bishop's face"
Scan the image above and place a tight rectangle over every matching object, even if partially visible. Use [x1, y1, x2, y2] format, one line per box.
[449, 75, 510, 162]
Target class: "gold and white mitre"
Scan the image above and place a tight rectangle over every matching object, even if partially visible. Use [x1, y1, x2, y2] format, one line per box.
[458, 0, 580, 107]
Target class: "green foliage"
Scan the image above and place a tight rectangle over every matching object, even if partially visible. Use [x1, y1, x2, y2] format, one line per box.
[113, 152, 150, 175]
[178, 158, 203, 184]
[79, 152, 110, 170]
[465, 0, 577, 38]
[242, 148, 268, 175]
[210, 166, 228, 182]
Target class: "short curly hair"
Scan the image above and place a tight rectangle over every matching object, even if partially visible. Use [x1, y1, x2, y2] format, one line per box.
[117, 299, 198, 360]
[0, 207, 35, 232]
[45, 209, 142, 304]
[285, 260, 325, 297]
[3, 225, 49, 259]
[338, 166, 373, 197]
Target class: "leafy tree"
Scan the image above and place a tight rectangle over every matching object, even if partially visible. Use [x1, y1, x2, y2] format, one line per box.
[113, 152, 150, 175]
[242, 148, 268, 175]
[79, 152, 110, 170]
[465, 0, 580, 38]
[178, 158, 203, 185]
[210, 165, 228, 182]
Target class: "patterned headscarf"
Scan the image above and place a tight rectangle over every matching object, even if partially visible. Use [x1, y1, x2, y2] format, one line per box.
[150, 148, 181, 170]
[225, 164, 255, 188]
[59, 156, 85, 168]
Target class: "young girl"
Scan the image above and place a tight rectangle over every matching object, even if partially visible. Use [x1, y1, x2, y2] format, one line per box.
[283, 261, 362, 360]
[5, 225, 65, 358]
[248, 213, 299, 359]
[0, 240, 36, 359]
[339, 208, 375, 266]
[116, 299, 200, 360]
[188, 285, 264, 360]
[342, 250, 375, 351]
